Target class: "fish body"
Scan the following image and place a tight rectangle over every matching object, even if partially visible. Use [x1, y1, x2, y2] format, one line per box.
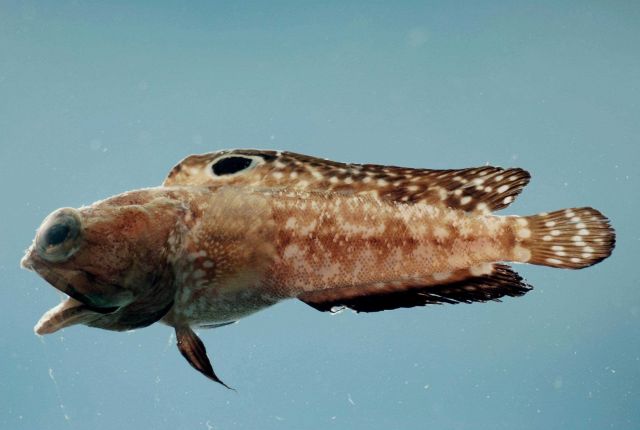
[165, 186, 512, 327]
[21, 150, 615, 386]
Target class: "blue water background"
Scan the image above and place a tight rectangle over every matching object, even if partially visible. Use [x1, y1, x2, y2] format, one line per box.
[1, 1, 638, 429]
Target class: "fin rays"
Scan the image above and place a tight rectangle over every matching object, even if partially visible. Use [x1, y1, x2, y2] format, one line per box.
[300, 264, 532, 313]
[175, 326, 233, 389]
[515, 207, 615, 269]
[163, 150, 530, 212]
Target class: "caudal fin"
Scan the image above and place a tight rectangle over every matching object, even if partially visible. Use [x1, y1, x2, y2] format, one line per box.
[515, 208, 615, 269]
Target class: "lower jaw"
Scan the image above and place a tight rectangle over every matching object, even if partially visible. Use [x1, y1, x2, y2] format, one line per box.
[35, 296, 103, 335]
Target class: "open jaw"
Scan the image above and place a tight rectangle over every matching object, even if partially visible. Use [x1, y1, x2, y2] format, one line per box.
[32, 266, 123, 335]
[21, 255, 127, 335]
[34, 296, 106, 335]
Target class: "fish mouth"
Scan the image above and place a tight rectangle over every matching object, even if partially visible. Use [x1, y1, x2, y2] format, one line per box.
[22, 250, 131, 335]
[33, 296, 103, 335]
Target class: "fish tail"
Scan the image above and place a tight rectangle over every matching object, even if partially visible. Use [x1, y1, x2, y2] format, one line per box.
[510, 208, 615, 269]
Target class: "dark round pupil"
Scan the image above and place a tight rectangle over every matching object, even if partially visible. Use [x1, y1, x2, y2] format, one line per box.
[212, 156, 252, 175]
[46, 223, 71, 246]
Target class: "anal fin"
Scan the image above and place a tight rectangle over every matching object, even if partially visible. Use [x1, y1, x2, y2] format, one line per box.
[299, 264, 532, 313]
[175, 326, 233, 389]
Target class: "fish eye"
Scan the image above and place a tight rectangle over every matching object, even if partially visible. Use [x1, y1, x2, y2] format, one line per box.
[36, 208, 83, 263]
[45, 223, 71, 246]
[210, 155, 260, 176]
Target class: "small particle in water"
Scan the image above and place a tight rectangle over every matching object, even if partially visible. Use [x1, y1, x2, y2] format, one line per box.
[553, 377, 563, 390]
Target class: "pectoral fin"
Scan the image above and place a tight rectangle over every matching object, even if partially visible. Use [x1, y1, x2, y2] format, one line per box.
[175, 326, 233, 389]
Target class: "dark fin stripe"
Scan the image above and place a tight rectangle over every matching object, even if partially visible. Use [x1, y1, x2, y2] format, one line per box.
[175, 326, 234, 389]
[300, 264, 532, 313]
[520, 207, 615, 269]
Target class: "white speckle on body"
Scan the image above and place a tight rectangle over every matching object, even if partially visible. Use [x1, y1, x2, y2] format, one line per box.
[469, 263, 492, 276]
[433, 272, 451, 281]
[517, 228, 531, 239]
[433, 226, 449, 239]
[513, 245, 531, 262]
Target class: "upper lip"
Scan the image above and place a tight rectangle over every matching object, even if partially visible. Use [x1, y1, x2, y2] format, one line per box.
[20, 249, 35, 270]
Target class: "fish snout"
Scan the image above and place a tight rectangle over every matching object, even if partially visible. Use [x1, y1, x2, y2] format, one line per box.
[20, 247, 35, 270]
[35, 207, 83, 263]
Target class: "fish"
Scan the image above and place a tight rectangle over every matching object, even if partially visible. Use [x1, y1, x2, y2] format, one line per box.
[21, 149, 615, 388]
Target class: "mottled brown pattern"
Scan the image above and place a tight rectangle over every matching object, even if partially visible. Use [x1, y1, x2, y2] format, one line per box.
[262, 189, 515, 296]
[163, 187, 279, 326]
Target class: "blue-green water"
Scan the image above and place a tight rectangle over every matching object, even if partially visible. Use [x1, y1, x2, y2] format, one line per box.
[1, 2, 638, 429]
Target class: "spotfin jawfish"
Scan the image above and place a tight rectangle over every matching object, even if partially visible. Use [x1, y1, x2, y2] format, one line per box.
[21, 150, 615, 387]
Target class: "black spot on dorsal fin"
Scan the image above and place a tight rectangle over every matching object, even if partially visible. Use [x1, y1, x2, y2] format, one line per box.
[299, 265, 532, 313]
[211, 156, 253, 176]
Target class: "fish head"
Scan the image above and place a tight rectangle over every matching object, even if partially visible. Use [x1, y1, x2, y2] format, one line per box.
[21, 189, 189, 335]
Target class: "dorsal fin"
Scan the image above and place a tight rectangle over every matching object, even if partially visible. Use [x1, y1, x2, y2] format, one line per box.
[299, 264, 532, 313]
[371, 165, 531, 212]
[163, 150, 530, 212]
